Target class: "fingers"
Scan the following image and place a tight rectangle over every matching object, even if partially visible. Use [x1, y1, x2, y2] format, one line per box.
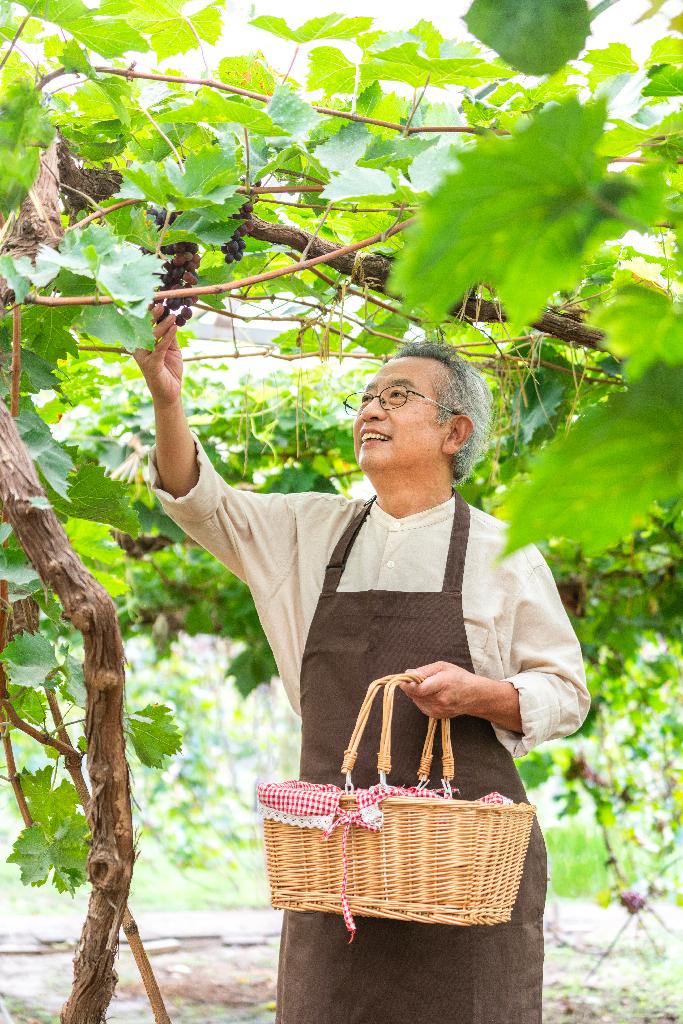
[400, 676, 444, 697]
[133, 304, 177, 364]
[404, 661, 451, 678]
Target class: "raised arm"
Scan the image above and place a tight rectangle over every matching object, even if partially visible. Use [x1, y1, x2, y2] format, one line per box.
[133, 304, 198, 498]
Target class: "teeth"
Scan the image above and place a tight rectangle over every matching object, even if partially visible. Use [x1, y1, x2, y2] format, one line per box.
[362, 434, 389, 442]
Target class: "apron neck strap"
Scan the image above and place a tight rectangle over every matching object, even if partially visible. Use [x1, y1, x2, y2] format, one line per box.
[442, 489, 471, 592]
[322, 496, 376, 595]
[322, 487, 471, 596]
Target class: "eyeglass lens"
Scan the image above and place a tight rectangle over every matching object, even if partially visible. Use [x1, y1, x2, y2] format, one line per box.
[345, 385, 409, 413]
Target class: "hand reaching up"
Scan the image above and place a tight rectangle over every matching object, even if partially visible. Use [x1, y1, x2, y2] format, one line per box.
[133, 303, 184, 409]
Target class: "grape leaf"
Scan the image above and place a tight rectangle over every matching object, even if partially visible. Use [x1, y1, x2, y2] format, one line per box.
[65, 17, 147, 58]
[217, 55, 276, 94]
[0, 632, 59, 688]
[46, 464, 140, 535]
[101, 0, 224, 60]
[0, 255, 59, 303]
[643, 65, 683, 96]
[581, 43, 638, 87]
[250, 14, 373, 44]
[390, 97, 659, 327]
[363, 43, 512, 88]
[590, 284, 683, 380]
[8, 815, 88, 893]
[165, 144, 239, 202]
[0, 80, 55, 211]
[321, 166, 394, 201]
[21, 307, 79, 365]
[408, 142, 460, 192]
[156, 91, 285, 135]
[465, 0, 591, 76]
[229, 646, 278, 698]
[0, 547, 42, 600]
[267, 85, 322, 141]
[307, 46, 359, 94]
[315, 123, 371, 172]
[645, 36, 683, 65]
[19, 768, 81, 827]
[79, 304, 154, 351]
[34, 225, 163, 317]
[7, 685, 47, 725]
[126, 703, 183, 767]
[502, 364, 683, 556]
[16, 408, 74, 498]
[58, 654, 87, 708]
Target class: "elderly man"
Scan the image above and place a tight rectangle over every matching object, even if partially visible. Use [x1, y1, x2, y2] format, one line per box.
[136, 304, 589, 1024]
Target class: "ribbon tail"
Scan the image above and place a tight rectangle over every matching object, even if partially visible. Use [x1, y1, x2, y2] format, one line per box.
[340, 820, 356, 939]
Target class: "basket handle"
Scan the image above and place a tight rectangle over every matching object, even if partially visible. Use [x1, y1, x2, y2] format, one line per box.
[340, 673, 455, 792]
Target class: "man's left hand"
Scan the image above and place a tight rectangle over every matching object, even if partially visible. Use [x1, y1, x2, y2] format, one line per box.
[399, 661, 480, 718]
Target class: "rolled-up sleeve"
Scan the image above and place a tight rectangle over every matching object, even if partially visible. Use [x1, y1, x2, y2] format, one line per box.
[493, 560, 590, 758]
[146, 430, 296, 594]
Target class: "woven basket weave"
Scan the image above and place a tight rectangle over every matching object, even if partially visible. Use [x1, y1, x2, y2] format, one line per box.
[261, 673, 535, 926]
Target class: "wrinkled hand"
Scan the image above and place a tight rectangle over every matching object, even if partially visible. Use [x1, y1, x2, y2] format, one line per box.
[399, 661, 480, 718]
[132, 303, 183, 408]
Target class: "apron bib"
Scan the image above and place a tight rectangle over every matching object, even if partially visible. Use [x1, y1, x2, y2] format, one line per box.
[276, 491, 547, 1024]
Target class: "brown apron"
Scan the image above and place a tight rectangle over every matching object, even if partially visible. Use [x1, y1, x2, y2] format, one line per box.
[276, 490, 547, 1024]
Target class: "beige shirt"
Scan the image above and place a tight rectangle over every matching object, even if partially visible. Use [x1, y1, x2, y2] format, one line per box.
[147, 431, 590, 758]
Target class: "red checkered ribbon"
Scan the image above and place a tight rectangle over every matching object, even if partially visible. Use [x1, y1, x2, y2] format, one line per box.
[257, 781, 513, 940]
[321, 784, 443, 942]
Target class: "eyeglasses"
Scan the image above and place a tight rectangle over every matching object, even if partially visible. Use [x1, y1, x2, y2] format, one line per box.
[343, 384, 460, 417]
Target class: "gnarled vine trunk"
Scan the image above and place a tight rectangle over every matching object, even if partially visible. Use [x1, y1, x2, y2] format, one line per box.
[0, 404, 133, 1024]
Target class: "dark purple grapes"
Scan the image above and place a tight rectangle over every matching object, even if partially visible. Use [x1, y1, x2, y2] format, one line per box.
[147, 207, 201, 325]
[619, 890, 647, 914]
[220, 197, 256, 268]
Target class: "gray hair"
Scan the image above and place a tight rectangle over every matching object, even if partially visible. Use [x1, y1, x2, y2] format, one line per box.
[388, 340, 493, 483]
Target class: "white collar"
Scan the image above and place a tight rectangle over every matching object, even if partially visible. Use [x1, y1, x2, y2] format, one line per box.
[369, 494, 455, 531]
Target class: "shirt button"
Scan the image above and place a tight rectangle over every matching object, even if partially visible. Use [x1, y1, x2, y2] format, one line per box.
[386, 560, 395, 568]
[392, 523, 401, 531]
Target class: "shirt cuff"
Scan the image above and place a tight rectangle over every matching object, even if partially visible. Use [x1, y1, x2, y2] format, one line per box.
[146, 429, 223, 522]
[492, 671, 564, 759]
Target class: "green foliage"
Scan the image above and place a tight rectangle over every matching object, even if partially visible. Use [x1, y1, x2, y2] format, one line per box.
[590, 281, 683, 379]
[126, 702, 183, 767]
[391, 97, 665, 327]
[7, 768, 89, 893]
[0, 0, 681, 907]
[502, 364, 683, 556]
[250, 13, 373, 44]
[0, 632, 59, 688]
[0, 80, 55, 210]
[35, 224, 162, 316]
[464, 0, 591, 76]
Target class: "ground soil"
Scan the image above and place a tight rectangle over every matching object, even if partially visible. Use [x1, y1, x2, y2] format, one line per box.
[0, 901, 680, 1023]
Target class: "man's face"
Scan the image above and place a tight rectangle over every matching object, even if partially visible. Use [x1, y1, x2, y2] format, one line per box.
[351, 357, 466, 482]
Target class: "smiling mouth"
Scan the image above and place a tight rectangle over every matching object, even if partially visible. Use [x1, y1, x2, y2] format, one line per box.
[360, 435, 391, 445]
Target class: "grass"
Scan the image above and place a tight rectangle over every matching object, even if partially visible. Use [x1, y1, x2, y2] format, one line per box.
[0, 832, 270, 915]
[546, 821, 610, 899]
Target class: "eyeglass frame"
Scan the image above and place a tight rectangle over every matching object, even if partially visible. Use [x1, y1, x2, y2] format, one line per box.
[343, 383, 461, 418]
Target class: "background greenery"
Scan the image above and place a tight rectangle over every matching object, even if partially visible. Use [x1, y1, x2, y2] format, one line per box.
[0, 0, 681, 922]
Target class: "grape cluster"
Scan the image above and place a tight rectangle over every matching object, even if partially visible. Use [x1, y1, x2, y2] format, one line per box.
[619, 889, 647, 915]
[149, 207, 201, 327]
[220, 199, 254, 265]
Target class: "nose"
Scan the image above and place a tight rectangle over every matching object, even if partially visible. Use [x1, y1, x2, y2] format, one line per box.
[359, 395, 387, 420]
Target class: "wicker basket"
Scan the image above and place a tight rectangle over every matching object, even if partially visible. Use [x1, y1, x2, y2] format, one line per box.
[260, 673, 535, 927]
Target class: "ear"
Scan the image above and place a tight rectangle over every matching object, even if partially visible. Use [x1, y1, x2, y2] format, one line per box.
[442, 414, 474, 456]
